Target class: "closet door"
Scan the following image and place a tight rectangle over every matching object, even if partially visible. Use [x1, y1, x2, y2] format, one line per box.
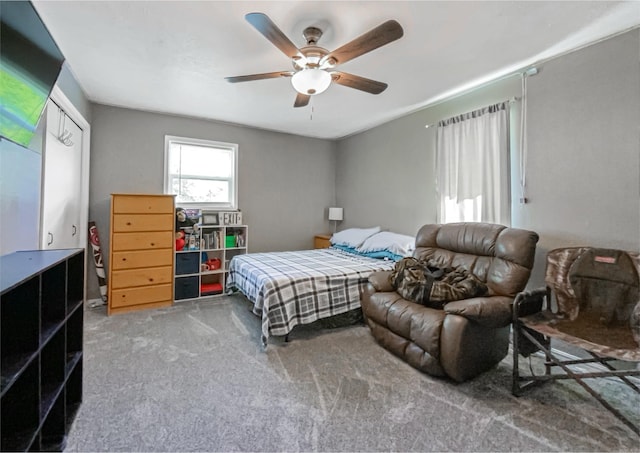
[41, 101, 83, 249]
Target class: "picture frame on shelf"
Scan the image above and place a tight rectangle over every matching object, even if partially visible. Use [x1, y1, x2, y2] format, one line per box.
[202, 211, 219, 225]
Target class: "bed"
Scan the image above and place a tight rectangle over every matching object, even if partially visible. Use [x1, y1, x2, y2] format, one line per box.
[226, 247, 398, 346]
[226, 227, 415, 347]
[226, 228, 416, 346]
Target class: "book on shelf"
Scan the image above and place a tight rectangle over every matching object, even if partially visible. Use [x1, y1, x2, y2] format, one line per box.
[203, 233, 212, 250]
[202, 231, 223, 249]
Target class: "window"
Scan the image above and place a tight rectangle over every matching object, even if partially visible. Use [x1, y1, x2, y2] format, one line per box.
[164, 136, 238, 210]
[435, 101, 510, 225]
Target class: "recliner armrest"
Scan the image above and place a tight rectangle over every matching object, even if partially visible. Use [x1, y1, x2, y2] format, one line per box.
[368, 271, 394, 292]
[443, 296, 513, 328]
[512, 287, 548, 321]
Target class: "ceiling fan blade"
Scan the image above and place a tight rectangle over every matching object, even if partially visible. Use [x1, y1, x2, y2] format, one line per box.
[294, 93, 310, 108]
[245, 13, 305, 61]
[330, 71, 388, 94]
[322, 20, 403, 67]
[225, 71, 293, 83]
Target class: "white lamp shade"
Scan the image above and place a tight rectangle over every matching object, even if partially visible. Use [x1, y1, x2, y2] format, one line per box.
[328, 207, 343, 221]
[291, 68, 332, 95]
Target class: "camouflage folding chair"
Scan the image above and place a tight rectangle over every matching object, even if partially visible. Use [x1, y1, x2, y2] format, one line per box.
[512, 247, 640, 435]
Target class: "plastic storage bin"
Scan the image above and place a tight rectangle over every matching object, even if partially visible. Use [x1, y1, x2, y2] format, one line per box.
[174, 276, 199, 300]
[175, 252, 199, 275]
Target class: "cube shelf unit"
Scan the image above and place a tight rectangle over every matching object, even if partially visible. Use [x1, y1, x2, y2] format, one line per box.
[174, 225, 247, 301]
[1, 249, 84, 452]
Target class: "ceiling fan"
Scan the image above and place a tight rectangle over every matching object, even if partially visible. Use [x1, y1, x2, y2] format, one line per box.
[225, 13, 404, 108]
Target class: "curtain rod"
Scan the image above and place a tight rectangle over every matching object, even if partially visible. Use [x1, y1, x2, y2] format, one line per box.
[424, 96, 521, 129]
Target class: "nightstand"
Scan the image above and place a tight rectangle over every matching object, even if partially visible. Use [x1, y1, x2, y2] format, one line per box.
[314, 234, 332, 249]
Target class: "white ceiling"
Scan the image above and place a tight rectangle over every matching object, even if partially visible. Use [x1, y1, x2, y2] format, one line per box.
[33, 1, 640, 140]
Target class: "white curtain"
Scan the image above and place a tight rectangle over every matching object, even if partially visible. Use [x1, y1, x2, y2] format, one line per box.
[436, 102, 510, 225]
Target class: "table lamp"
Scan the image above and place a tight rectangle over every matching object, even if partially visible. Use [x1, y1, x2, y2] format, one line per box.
[328, 207, 343, 233]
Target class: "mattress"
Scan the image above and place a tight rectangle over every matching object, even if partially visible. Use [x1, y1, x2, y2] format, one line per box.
[226, 248, 396, 345]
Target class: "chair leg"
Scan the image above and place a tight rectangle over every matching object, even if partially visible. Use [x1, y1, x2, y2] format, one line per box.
[587, 351, 640, 395]
[512, 323, 521, 396]
[544, 348, 639, 436]
[513, 326, 640, 436]
[544, 356, 552, 376]
[512, 324, 549, 395]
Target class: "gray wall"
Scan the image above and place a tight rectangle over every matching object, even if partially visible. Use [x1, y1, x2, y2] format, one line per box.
[336, 76, 522, 236]
[336, 29, 640, 288]
[520, 29, 640, 287]
[89, 105, 337, 291]
[517, 29, 640, 356]
[56, 63, 92, 123]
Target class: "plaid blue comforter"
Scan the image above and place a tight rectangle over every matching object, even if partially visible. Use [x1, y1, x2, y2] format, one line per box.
[226, 248, 395, 344]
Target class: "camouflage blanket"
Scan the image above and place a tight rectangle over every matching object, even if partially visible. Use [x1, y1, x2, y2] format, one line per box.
[390, 257, 487, 308]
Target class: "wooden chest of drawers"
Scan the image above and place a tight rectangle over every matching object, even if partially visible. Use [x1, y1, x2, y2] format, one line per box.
[108, 194, 175, 315]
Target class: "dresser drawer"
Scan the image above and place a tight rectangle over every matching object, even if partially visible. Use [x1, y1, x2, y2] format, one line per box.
[110, 284, 173, 308]
[112, 214, 174, 233]
[111, 231, 173, 251]
[110, 266, 173, 289]
[111, 249, 173, 270]
[112, 195, 174, 214]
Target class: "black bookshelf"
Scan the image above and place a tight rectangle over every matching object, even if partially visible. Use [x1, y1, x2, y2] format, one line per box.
[1, 249, 84, 452]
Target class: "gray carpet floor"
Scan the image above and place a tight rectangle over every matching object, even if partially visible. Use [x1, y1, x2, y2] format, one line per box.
[65, 295, 640, 452]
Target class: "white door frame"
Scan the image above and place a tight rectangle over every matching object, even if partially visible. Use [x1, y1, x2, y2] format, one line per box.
[46, 85, 91, 295]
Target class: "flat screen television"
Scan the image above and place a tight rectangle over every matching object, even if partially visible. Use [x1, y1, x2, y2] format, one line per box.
[0, 1, 65, 148]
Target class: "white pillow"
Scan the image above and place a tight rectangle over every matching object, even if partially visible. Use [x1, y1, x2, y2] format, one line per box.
[330, 226, 381, 248]
[357, 231, 416, 256]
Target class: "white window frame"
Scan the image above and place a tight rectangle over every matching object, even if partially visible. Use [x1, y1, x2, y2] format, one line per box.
[163, 135, 238, 210]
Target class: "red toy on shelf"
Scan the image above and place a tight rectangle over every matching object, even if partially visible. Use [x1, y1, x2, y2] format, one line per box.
[201, 258, 221, 271]
[201, 282, 223, 295]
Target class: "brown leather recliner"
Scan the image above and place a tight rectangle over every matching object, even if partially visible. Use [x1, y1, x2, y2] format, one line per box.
[361, 222, 539, 382]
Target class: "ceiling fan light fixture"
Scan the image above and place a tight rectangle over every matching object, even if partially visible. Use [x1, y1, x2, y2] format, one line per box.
[291, 68, 331, 95]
